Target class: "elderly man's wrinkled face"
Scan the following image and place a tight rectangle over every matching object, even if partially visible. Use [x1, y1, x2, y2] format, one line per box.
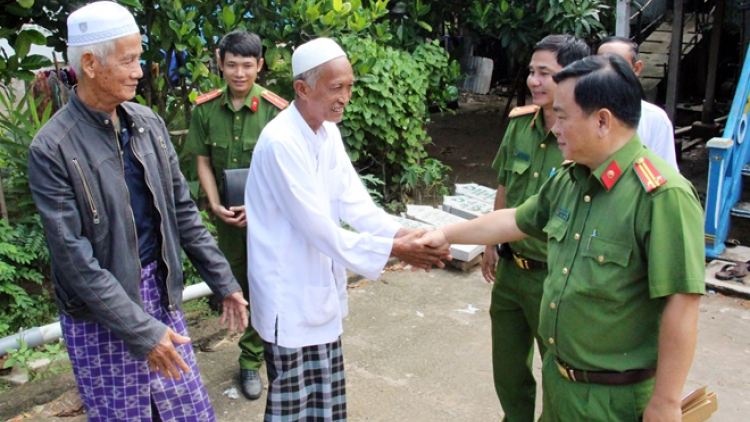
[92, 33, 143, 106]
[306, 57, 354, 126]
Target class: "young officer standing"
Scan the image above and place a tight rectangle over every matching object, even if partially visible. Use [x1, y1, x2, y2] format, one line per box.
[185, 30, 287, 401]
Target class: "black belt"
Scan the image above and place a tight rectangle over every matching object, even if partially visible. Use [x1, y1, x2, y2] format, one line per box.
[555, 358, 655, 386]
[497, 243, 547, 270]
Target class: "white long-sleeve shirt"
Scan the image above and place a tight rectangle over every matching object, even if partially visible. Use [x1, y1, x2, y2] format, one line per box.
[638, 100, 679, 171]
[245, 103, 401, 348]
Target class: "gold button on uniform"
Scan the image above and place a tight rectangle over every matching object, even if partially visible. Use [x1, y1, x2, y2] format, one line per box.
[584, 195, 591, 202]
[550, 302, 557, 309]
[534, 172, 540, 178]
[598, 255, 605, 263]
[562, 268, 568, 275]
[540, 143, 546, 149]
[236, 116, 240, 120]
[233, 158, 237, 162]
[549, 338, 555, 344]
[234, 136, 239, 140]
[213, 142, 217, 146]
[574, 233, 580, 240]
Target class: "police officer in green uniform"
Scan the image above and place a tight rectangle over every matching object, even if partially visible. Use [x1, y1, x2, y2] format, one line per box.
[185, 30, 287, 400]
[421, 54, 705, 422]
[482, 35, 589, 422]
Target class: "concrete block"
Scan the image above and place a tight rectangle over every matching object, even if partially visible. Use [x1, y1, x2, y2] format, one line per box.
[400, 207, 484, 262]
[442, 196, 493, 220]
[454, 183, 496, 204]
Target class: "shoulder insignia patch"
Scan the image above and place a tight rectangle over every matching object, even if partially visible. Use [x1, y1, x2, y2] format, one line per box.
[633, 157, 667, 193]
[508, 104, 540, 118]
[600, 160, 622, 190]
[261, 90, 289, 110]
[195, 89, 223, 105]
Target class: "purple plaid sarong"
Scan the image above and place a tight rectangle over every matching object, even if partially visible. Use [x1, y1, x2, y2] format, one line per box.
[60, 261, 216, 422]
[264, 337, 347, 422]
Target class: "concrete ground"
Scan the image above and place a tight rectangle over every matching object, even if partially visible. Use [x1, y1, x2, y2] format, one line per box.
[4, 264, 749, 421]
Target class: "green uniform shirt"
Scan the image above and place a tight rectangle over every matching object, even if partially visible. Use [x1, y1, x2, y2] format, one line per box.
[516, 136, 705, 372]
[185, 84, 283, 193]
[492, 109, 563, 262]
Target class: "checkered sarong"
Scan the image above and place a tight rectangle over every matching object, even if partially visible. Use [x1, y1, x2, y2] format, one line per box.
[264, 338, 347, 422]
[61, 261, 216, 422]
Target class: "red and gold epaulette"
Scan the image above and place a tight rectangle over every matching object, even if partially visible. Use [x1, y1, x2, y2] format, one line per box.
[195, 89, 223, 105]
[633, 157, 667, 193]
[261, 90, 289, 110]
[508, 104, 540, 118]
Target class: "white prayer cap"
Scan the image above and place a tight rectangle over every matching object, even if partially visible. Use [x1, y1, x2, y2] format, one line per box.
[67, 1, 139, 47]
[292, 38, 347, 77]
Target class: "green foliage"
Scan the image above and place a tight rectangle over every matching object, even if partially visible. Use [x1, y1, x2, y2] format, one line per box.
[0, 86, 52, 220]
[0, 1, 54, 84]
[3, 339, 70, 381]
[400, 158, 452, 206]
[182, 211, 216, 286]
[339, 35, 458, 203]
[0, 215, 54, 337]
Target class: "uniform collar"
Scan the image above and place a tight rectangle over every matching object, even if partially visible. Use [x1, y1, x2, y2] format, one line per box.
[222, 84, 261, 112]
[531, 110, 558, 144]
[591, 134, 644, 190]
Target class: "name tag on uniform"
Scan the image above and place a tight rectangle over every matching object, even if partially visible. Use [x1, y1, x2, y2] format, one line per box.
[555, 207, 569, 221]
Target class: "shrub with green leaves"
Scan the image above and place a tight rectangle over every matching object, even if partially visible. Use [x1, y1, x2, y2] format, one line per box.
[339, 34, 458, 204]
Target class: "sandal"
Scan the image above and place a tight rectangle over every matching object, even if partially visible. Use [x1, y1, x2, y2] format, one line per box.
[715, 261, 750, 282]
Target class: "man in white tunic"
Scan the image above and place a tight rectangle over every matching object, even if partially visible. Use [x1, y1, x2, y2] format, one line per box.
[597, 36, 679, 170]
[244, 37, 450, 422]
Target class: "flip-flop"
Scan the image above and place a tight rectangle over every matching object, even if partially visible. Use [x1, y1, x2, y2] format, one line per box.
[716, 261, 750, 282]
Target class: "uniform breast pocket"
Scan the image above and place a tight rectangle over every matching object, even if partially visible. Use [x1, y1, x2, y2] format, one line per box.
[544, 217, 568, 244]
[504, 157, 531, 176]
[578, 236, 633, 302]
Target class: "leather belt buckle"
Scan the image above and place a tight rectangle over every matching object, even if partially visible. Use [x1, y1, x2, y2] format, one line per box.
[513, 254, 530, 270]
[556, 359, 577, 382]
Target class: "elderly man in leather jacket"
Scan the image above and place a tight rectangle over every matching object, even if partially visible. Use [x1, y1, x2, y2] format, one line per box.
[27, 3, 246, 421]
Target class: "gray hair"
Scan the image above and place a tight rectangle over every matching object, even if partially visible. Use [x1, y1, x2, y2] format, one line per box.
[67, 39, 118, 76]
[293, 65, 323, 98]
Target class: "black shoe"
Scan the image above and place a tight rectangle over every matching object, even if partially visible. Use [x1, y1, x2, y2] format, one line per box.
[240, 369, 262, 400]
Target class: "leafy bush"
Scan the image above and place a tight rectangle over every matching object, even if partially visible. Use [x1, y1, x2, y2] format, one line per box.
[339, 34, 458, 204]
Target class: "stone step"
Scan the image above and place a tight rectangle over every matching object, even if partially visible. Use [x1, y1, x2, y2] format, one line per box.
[442, 196, 493, 220]
[398, 207, 484, 262]
[453, 183, 496, 205]
[705, 259, 750, 299]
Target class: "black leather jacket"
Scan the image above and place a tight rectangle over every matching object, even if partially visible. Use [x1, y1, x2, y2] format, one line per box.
[29, 92, 240, 358]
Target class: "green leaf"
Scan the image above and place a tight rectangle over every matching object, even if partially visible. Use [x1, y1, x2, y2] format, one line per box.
[500, 0, 509, 13]
[333, 0, 343, 12]
[417, 21, 432, 32]
[222, 7, 236, 27]
[117, 0, 143, 8]
[14, 29, 47, 59]
[18, 0, 34, 8]
[19, 54, 52, 70]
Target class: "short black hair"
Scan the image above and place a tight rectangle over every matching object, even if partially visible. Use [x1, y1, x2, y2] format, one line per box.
[597, 36, 639, 65]
[533, 35, 591, 67]
[218, 30, 263, 62]
[553, 54, 641, 129]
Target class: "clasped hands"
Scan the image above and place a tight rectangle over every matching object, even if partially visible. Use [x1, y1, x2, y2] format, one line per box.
[391, 227, 453, 271]
[146, 291, 249, 379]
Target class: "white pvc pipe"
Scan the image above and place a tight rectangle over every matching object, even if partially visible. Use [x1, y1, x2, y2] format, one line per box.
[0, 282, 214, 357]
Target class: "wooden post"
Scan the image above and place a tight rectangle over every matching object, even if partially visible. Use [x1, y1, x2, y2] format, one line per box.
[702, 0, 726, 123]
[616, 0, 631, 38]
[665, 0, 684, 124]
